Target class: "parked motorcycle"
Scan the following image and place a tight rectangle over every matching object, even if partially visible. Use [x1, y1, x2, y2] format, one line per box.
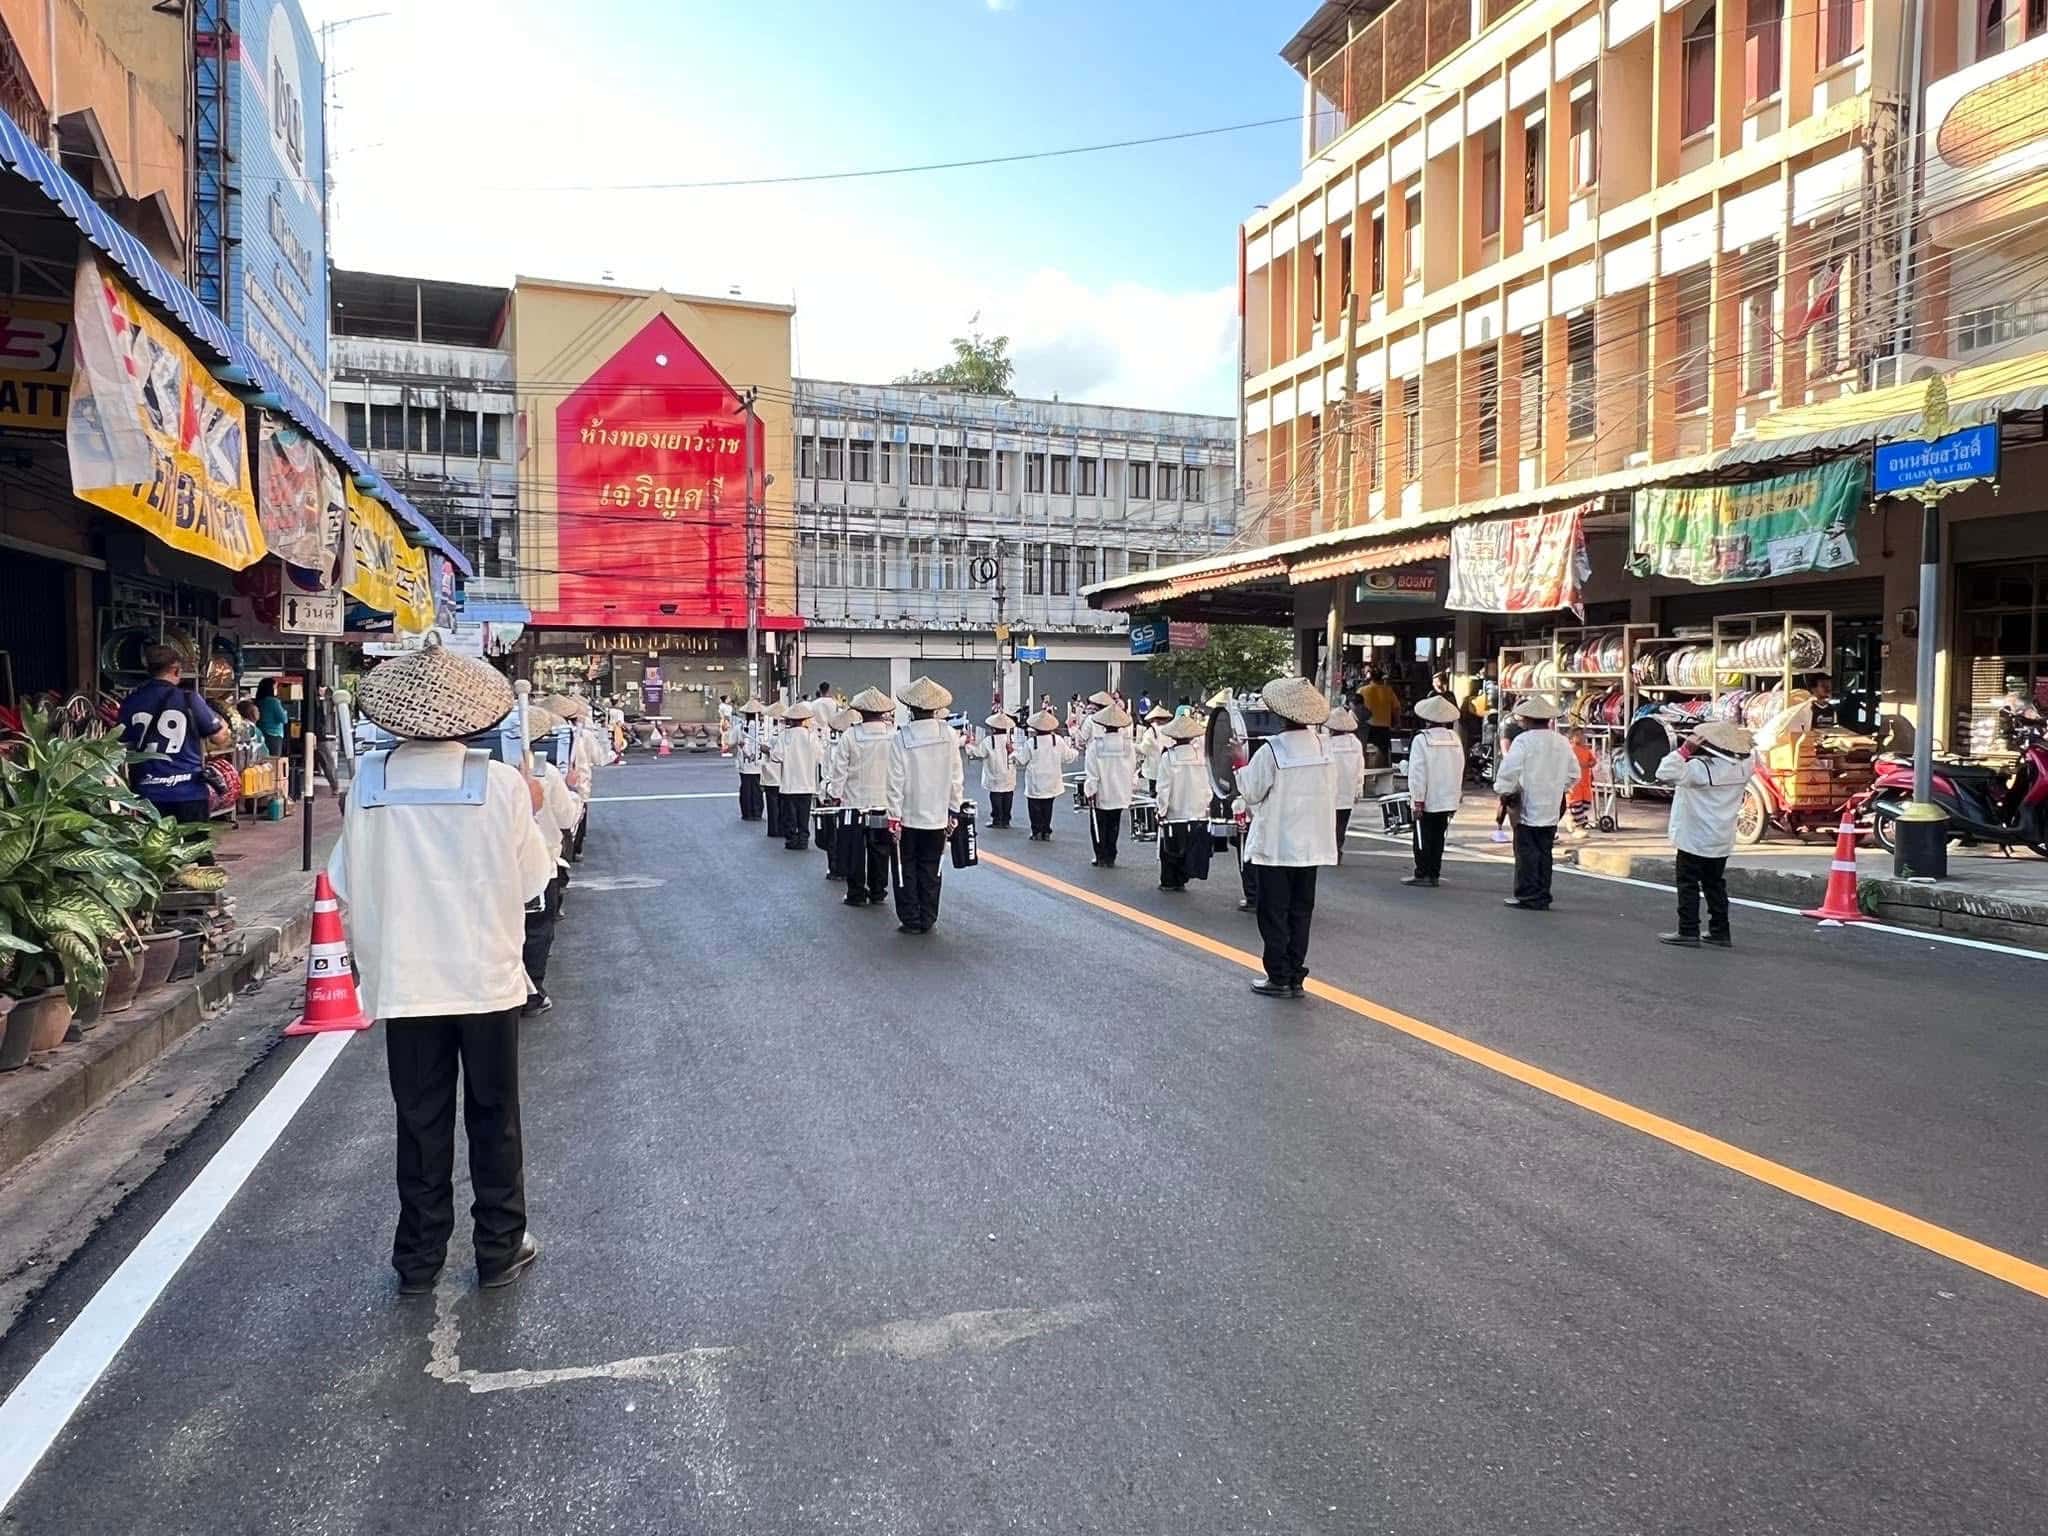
[1854, 708, 2048, 857]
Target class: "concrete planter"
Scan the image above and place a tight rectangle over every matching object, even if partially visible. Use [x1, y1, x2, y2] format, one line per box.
[138, 932, 180, 992]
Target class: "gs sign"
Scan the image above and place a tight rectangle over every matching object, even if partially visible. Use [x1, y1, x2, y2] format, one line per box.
[1129, 618, 1171, 657]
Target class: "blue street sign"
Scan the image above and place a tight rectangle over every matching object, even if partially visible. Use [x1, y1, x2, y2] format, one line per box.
[1015, 646, 1047, 664]
[1874, 423, 2000, 498]
[1128, 619, 1169, 657]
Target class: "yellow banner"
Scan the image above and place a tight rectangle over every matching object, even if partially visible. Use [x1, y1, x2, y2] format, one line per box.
[65, 256, 265, 570]
[344, 480, 399, 614]
[0, 296, 72, 431]
[392, 539, 433, 635]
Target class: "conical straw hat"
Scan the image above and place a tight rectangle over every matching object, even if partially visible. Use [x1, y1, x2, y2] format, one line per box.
[1261, 676, 1330, 726]
[899, 676, 953, 710]
[357, 640, 514, 741]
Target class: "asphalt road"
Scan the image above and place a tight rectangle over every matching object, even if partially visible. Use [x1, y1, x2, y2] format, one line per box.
[2, 755, 2044, 1534]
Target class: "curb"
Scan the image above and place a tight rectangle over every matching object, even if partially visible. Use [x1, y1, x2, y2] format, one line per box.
[1575, 848, 2048, 952]
[0, 909, 312, 1184]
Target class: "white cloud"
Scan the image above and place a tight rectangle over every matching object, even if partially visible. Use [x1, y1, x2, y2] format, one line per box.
[985, 0, 1016, 10]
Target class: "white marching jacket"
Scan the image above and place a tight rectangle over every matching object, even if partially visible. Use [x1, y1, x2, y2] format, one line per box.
[1494, 727, 1579, 827]
[1016, 734, 1077, 797]
[1238, 728, 1340, 867]
[966, 732, 1019, 792]
[1083, 730, 1137, 811]
[833, 721, 894, 810]
[886, 718, 966, 830]
[773, 726, 822, 795]
[759, 724, 782, 788]
[1327, 733, 1366, 807]
[1405, 726, 1466, 814]
[737, 721, 763, 772]
[1157, 742, 1211, 823]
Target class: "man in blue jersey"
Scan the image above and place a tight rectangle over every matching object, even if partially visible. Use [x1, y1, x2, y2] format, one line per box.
[118, 645, 232, 827]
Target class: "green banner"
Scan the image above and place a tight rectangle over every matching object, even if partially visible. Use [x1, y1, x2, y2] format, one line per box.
[1629, 458, 1869, 586]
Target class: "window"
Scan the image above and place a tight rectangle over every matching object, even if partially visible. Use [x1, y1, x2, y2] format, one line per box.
[344, 402, 368, 449]
[879, 535, 905, 588]
[1023, 541, 1045, 595]
[1746, 0, 1783, 100]
[1403, 188, 1422, 284]
[1129, 550, 1152, 572]
[819, 533, 842, 588]
[1402, 382, 1422, 480]
[1477, 349, 1499, 463]
[1159, 462, 1180, 500]
[1185, 466, 1204, 502]
[1310, 238, 1324, 326]
[799, 435, 817, 478]
[937, 444, 962, 488]
[1049, 545, 1070, 595]
[1077, 457, 1099, 496]
[995, 452, 1008, 491]
[1480, 128, 1503, 240]
[1130, 460, 1152, 498]
[1569, 85, 1599, 191]
[2034, 0, 2048, 38]
[966, 447, 990, 490]
[848, 534, 876, 588]
[1682, 7, 1717, 139]
[1742, 243, 1778, 394]
[1519, 329, 1544, 453]
[1820, 0, 1862, 65]
[1523, 117, 1547, 218]
[369, 404, 407, 451]
[937, 537, 961, 591]
[878, 441, 896, 485]
[910, 442, 934, 485]
[1078, 546, 1098, 588]
[1675, 269, 1712, 412]
[440, 410, 480, 457]
[1103, 546, 1127, 579]
[1051, 456, 1071, 495]
[1025, 452, 1046, 492]
[798, 531, 818, 588]
[480, 414, 503, 459]
[849, 438, 872, 482]
[908, 536, 931, 590]
[819, 437, 843, 480]
[1981, 0, 2007, 56]
[1339, 230, 1355, 311]
[1567, 312, 1597, 438]
[1809, 258, 1846, 375]
[1370, 209, 1387, 294]
[1362, 393, 1382, 488]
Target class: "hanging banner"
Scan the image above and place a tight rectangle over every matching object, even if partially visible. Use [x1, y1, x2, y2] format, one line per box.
[65, 255, 265, 570]
[0, 295, 73, 431]
[344, 480, 400, 614]
[1628, 458, 1867, 586]
[1446, 503, 1592, 616]
[255, 412, 348, 575]
[391, 539, 434, 635]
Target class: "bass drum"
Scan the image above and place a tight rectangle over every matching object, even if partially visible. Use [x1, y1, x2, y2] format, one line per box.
[1626, 715, 1684, 784]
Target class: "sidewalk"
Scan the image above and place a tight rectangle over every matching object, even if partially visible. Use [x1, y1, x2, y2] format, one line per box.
[1408, 790, 2048, 950]
[0, 793, 341, 1182]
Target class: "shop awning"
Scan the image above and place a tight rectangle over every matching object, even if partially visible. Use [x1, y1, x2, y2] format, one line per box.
[1287, 535, 1448, 586]
[1706, 351, 2048, 471]
[0, 112, 471, 578]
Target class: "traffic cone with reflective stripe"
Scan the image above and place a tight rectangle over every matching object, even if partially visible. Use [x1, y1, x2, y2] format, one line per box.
[1800, 816, 1870, 925]
[285, 872, 372, 1034]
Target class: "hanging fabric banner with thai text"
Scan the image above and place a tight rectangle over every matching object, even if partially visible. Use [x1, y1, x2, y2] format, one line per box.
[255, 412, 349, 578]
[1445, 503, 1592, 617]
[1628, 458, 1868, 586]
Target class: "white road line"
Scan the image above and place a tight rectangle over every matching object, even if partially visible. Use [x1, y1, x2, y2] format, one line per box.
[590, 792, 734, 803]
[0, 1030, 352, 1511]
[1349, 827, 2048, 963]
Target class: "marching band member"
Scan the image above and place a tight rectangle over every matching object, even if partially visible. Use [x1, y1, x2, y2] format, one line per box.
[520, 707, 580, 1018]
[1155, 714, 1210, 891]
[1494, 696, 1578, 911]
[1017, 711, 1077, 840]
[820, 706, 861, 881]
[759, 702, 784, 841]
[1137, 705, 1172, 800]
[1081, 701, 1135, 868]
[1074, 689, 1114, 750]
[966, 712, 1019, 829]
[773, 701, 821, 851]
[1238, 677, 1339, 1000]
[1324, 707, 1367, 861]
[735, 698, 766, 820]
[835, 688, 897, 907]
[886, 677, 966, 934]
[1402, 695, 1466, 888]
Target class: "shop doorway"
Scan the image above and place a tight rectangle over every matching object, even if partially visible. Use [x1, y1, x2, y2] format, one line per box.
[1954, 559, 2048, 754]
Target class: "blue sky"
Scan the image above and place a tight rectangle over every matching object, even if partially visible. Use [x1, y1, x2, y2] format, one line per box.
[300, 0, 1307, 413]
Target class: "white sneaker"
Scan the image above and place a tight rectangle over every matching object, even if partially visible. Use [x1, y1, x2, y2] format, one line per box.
[1490, 827, 1510, 844]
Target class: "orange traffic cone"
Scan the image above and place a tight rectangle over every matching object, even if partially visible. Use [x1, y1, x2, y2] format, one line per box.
[285, 872, 372, 1035]
[1801, 816, 1870, 925]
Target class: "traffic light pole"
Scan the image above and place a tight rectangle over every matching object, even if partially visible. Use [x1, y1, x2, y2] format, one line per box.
[742, 389, 760, 703]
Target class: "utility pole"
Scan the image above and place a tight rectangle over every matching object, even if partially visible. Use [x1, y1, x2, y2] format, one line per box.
[742, 388, 761, 703]
[992, 533, 1008, 714]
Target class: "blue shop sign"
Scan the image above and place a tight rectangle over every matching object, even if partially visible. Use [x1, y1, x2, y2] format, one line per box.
[1128, 619, 1169, 657]
[1873, 423, 2000, 497]
[1014, 646, 1048, 664]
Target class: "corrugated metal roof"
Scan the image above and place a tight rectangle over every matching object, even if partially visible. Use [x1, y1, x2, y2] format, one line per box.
[1288, 535, 1448, 585]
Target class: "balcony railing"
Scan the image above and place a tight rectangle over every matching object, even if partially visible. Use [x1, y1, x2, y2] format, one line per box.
[1305, 0, 1473, 159]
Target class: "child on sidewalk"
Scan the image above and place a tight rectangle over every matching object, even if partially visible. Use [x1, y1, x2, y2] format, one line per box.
[1565, 727, 1597, 840]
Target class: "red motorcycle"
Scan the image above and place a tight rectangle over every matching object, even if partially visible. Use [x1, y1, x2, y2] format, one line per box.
[1853, 709, 2048, 858]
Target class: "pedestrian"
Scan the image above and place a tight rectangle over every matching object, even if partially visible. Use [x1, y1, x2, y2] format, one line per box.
[1074, 689, 1114, 751]
[735, 697, 766, 820]
[759, 702, 784, 841]
[1357, 668, 1399, 762]
[255, 675, 291, 764]
[1565, 726, 1597, 840]
[1237, 676, 1339, 999]
[1493, 697, 1578, 911]
[966, 711, 1019, 828]
[1155, 714, 1210, 891]
[519, 707, 581, 1018]
[1081, 700, 1135, 867]
[1324, 707, 1366, 860]
[886, 676, 966, 934]
[1137, 705, 1172, 800]
[330, 641, 553, 1295]
[773, 701, 821, 850]
[718, 694, 734, 755]
[544, 694, 601, 860]
[834, 688, 897, 907]
[1656, 720, 1755, 948]
[117, 644, 233, 832]
[1017, 710, 1077, 839]
[1402, 694, 1465, 887]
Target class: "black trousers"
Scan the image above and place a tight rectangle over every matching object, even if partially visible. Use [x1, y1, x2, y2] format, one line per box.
[738, 773, 763, 820]
[843, 822, 890, 904]
[988, 789, 1014, 828]
[1513, 820, 1558, 907]
[1090, 807, 1123, 864]
[1335, 807, 1352, 860]
[1252, 863, 1318, 985]
[1674, 849, 1731, 938]
[763, 785, 782, 838]
[1240, 847, 1259, 905]
[1027, 795, 1056, 837]
[895, 826, 947, 929]
[521, 874, 563, 990]
[822, 810, 845, 876]
[385, 1008, 525, 1283]
[1159, 823, 1190, 888]
[1413, 810, 1451, 879]
[782, 792, 812, 849]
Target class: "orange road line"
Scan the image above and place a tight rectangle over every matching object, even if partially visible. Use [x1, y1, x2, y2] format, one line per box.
[980, 850, 2048, 1303]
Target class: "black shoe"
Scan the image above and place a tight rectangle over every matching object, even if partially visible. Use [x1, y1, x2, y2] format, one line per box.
[1090, 858, 1107, 867]
[1503, 898, 1549, 910]
[896, 923, 918, 934]
[1704, 933, 1734, 948]
[1236, 899, 1256, 913]
[1288, 985, 1307, 998]
[397, 1268, 441, 1297]
[479, 1233, 540, 1290]
[521, 992, 553, 1016]
[843, 897, 867, 907]
[1250, 978, 1297, 999]
[1658, 932, 1701, 948]
[1400, 875, 1436, 887]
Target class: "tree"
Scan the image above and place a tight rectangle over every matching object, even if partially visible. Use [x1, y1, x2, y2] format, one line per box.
[895, 318, 1016, 396]
[1144, 624, 1293, 704]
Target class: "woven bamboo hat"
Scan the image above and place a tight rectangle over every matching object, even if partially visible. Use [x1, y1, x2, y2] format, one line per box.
[900, 676, 953, 710]
[1162, 715, 1204, 741]
[356, 640, 514, 741]
[1088, 690, 1115, 707]
[1144, 705, 1173, 723]
[1693, 720, 1755, 755]
[738, 698, 767, 716]
[1326, 707, 1359, 732]
[1204, 687, 1234, 710]
[1029, 710, 1060, 732]
[986, 712, 1018, 730]
[1094, 703, 1133, 729]
[834, 707, 862, 731]
[1512, 696, 1558, 722]
[850, 686, 895, 714]
[525, 706, 560, 735]
[1261, 676, 1331, 726]
[540, 693, 589, 722]
[782, 701, 815, 723]
[1415, 695, 1460, 725]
